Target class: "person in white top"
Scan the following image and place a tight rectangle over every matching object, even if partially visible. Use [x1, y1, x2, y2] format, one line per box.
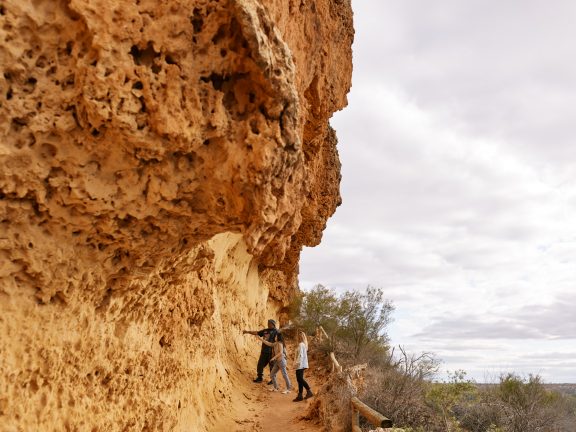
[293, 331, 313, 402]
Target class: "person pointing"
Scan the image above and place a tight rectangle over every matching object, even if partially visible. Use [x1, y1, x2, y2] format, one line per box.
[243, 319, 280, 383]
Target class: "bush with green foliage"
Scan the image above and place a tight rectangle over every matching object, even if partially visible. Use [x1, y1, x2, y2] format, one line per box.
[293, 284, 394, 363]
[336, 287, 394, 359]
[426, 370, 477, 431]
[454, 373, 575, 432]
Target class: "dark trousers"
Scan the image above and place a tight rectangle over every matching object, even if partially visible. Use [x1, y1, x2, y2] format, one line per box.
[256, 350, 272, 379]
[295, 368, 311, 394]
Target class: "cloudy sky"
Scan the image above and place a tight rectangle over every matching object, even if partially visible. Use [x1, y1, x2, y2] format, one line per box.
[299, 0, 576, 383]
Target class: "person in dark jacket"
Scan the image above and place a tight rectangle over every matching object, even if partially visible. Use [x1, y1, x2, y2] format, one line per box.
[243, 319, 280, 383]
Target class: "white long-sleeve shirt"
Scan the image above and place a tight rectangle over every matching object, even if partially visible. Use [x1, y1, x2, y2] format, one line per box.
[293, 342, 309, 370]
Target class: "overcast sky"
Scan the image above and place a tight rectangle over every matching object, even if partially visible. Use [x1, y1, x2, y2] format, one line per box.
[299, 0, 576, 383]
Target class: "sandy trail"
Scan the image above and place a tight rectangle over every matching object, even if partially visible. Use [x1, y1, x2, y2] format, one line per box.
[212, 365, 323, 432]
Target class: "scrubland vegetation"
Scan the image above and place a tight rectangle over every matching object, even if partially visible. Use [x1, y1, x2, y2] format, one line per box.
[292, 285, 576, 432]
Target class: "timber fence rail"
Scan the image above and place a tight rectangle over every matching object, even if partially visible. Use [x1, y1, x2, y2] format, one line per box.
[351, 397, 393, 431]
[315, 326, 396, 431]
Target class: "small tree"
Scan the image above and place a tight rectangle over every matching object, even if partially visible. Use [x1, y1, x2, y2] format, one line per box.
[495, 373, 561, 432]
[294, 284, 339, 335]
[335, 286, 394, 359]
[294, 285, 394, 361]
[426, 370, 476, 431]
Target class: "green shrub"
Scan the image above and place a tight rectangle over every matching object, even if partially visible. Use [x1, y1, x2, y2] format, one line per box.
[456, 374, 575, 432]
[425, 370, 476, 431]
[294, 284, 394, 362]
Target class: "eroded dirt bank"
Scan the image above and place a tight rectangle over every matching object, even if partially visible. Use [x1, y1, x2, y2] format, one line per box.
[0, 0, 353, 430]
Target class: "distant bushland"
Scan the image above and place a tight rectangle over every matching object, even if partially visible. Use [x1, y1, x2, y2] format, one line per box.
[292, 285, 576, 431]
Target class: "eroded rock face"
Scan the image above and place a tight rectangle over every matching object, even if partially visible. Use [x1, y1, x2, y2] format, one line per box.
[0, 0, 352, 429]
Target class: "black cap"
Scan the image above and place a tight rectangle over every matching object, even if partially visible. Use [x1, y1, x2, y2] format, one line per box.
[268, 319, 276, 327]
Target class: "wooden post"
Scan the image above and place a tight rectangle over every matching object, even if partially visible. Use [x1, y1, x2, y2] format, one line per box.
[351, 405, 361, 432]
[317, 325, 329, 340]
[329, 352, 343, 373]
[351, 397, 393, 428]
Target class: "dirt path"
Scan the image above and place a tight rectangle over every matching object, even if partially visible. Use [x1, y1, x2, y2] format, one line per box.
[211, 369, 323, 432]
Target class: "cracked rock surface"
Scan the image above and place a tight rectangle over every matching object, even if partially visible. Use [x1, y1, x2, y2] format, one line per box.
[0, 0, 352, 430]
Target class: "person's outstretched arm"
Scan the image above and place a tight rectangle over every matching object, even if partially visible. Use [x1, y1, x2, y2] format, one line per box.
[243, 330, 259, 335]
[257, 336, 274, 347]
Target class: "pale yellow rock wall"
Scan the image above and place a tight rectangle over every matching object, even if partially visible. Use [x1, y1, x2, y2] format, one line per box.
[2, 233, 274, 431]
[0, 0, 353, 430]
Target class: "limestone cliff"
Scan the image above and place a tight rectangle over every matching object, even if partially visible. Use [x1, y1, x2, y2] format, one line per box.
[0, 0, 353, 430]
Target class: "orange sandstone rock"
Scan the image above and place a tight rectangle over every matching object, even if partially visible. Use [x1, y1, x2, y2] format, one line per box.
[0, 0, 352, 430]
